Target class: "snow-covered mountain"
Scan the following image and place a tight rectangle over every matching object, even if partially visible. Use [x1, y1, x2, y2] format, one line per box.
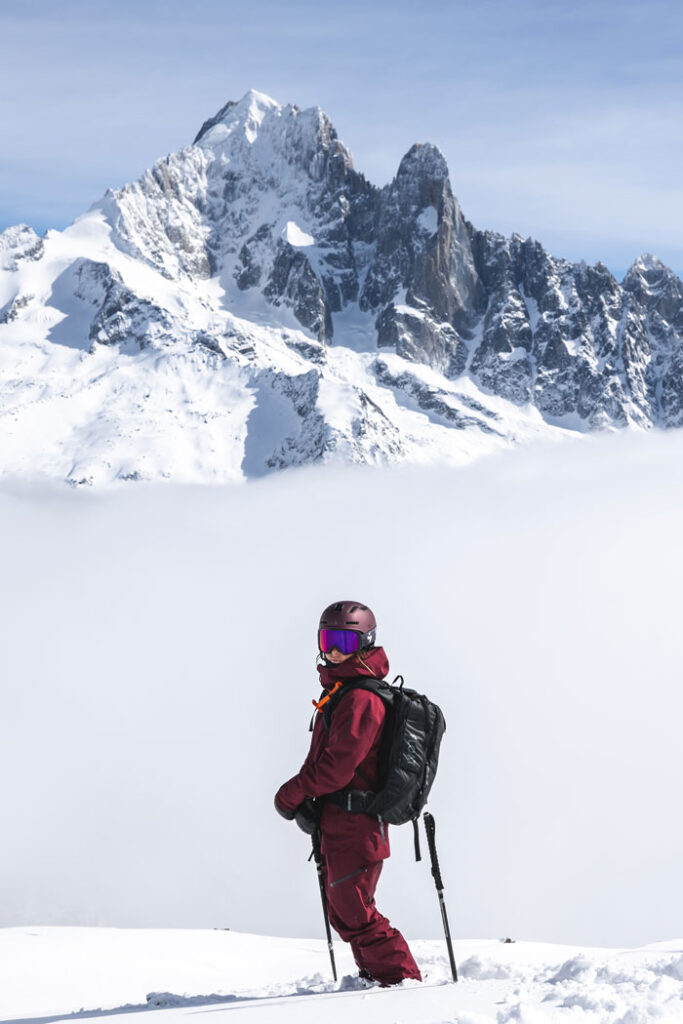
[1, 89, 682, 484]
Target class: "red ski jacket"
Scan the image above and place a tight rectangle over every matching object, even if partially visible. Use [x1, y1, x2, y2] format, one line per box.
[275, 647, 391, 860]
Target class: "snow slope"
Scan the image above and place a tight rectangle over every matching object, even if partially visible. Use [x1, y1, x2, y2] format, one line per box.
[2, 927, 683, 1024]
[0, 206, 560, 485]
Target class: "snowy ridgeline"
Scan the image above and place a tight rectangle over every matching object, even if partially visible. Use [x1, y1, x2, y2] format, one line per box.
[1, 89, 683, 485]
[2, 927, 683, 1023]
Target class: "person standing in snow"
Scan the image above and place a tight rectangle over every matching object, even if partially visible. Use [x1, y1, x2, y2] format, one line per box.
[274, 601, 421, 987]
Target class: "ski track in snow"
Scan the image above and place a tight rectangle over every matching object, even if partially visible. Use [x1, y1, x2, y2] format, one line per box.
[2, 928, 683, 1024]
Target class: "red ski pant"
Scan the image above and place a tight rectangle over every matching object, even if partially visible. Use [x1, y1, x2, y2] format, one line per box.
[324, 852, 421, 985]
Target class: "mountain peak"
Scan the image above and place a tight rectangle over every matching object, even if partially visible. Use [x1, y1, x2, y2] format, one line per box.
[397, 143, 448, 178]
[193, 89, 281, 147]
[0, 223, 44, 270]
[630, 252, 666, 273]
[623, 252, 679, 290]
[622, 252, 683, 325]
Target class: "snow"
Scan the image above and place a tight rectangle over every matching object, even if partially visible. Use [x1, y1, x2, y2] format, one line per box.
[2, 927, 683, 1023]
[563, 333, 584, 356]
[199, 90, 281, 148]
[631, 252, 665, 273]
[520, 286, 540, 332]
[0, 200, 574, 483]
[498, 345, 529, 362]
[416, 205, 438, 235]
[282, 221, 314, 247]
[329, 302, 377, 354]
[241, 372, 308, 477]
[394, 303, 427, 320]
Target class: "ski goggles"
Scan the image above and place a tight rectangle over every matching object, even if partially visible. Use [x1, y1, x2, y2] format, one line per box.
[318, 628, 362, 655]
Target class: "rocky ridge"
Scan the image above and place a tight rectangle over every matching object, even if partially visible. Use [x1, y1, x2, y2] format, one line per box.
[0, 89, 681, 484]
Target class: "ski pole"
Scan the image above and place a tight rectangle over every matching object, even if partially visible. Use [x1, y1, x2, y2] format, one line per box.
[423, 811, 458, 982]
[311, 827, 338, 982]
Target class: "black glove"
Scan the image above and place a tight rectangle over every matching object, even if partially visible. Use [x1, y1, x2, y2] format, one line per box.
[274, 795, 296, 820]
[294, 797, 320, 835]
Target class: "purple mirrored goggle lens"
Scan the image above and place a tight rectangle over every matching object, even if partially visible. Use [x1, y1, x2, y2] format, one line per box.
[318, 628, 361, 654]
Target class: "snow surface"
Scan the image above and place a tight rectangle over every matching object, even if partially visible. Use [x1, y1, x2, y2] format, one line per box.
[2, 927, 683, 1023]
[417, 205, 438, 235]
[199, 90, 281, 149]
[282, 221, 314, 247]
[0, 196, 566, 484]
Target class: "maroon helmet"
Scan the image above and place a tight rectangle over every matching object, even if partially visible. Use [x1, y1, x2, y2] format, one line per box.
[319, 600, 377, 651]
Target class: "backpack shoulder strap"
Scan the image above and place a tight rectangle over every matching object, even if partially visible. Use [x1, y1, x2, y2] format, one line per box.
[321, 676, 392, 731]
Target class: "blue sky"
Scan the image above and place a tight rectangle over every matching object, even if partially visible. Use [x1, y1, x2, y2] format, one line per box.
[1, 0, 682, 279]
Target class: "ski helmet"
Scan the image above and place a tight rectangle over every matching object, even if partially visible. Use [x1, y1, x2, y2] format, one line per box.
[318, 601, 377, 651]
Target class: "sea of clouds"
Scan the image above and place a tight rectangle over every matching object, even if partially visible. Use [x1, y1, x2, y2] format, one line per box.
[2, 429, 682, 948]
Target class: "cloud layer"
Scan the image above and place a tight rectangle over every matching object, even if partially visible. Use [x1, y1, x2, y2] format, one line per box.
[2, 430, 683, 946]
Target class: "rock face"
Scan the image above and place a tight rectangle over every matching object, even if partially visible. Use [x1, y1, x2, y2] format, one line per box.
[363, 145, 483, 334]
[467, 233, 667, 428]
[0, 89, 682, 484]
[0, 225, 44, 272]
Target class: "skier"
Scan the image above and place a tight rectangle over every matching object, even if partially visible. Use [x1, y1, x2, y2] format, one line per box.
[274, 601, 422, 987]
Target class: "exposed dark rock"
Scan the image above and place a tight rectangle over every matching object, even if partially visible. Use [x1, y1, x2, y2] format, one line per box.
[235, 223, 271, 290]
[374, 358, 503, 436]
[264, 241, 332, 343]
[0, 292, 34, 323]
[0, 225, 44, 271]
[375, 303, 467, 378]
[463, 227, 683, 427]
[75, 260, 174, 351]
[193, 99, 238, 145]
[361, 144, 484, 330]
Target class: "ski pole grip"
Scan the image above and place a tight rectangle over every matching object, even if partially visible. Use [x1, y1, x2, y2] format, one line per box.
[423, 812, 444, 890]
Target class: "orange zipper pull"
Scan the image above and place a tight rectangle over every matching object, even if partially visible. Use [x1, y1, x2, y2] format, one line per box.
[312, 680, 344, 711]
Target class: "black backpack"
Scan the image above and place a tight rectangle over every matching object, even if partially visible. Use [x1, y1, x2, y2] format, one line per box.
[322, 675, 446, 847]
